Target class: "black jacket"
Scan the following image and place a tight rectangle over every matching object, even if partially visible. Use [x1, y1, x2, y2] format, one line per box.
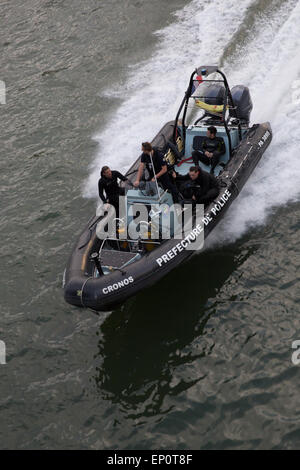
[98, 171, 127, 203]
[141, 148, 166, 178]
[176, 169, 219, 199]
[202, 136, 226, 158]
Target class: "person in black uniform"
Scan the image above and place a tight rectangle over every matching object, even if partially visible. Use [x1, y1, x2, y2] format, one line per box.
[192, 126, 226, 174]
[98, 166, 128, 214]
[172, 166, 219, 206]
[134, 142, 179, 203]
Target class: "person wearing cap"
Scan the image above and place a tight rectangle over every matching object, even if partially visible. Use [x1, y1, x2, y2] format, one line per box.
[192, 126, 226, 174]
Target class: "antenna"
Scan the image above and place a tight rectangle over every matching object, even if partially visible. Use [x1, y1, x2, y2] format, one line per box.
[149, 151, 160, 199]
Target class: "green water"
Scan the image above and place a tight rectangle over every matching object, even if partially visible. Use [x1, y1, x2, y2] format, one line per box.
[1, 0, 300, 450]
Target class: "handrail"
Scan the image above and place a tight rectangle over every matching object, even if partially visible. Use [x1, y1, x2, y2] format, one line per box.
[173, 67, 244, 155]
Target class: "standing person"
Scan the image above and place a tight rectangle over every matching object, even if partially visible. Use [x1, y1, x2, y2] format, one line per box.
[98, 166, 128, 214]
[192, 126, 226, 174]
[134, 142, 179, 203]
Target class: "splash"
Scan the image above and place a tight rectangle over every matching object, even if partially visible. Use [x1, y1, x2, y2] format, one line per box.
[209, 0, 300, 245]
[84, 0, 300, 244]
[83, 0, 254, 198]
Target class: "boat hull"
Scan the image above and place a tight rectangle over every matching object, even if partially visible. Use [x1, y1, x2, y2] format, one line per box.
[64, 121, 272, 312]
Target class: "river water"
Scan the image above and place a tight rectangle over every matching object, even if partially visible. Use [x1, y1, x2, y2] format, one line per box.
[1, 0, 300, 449]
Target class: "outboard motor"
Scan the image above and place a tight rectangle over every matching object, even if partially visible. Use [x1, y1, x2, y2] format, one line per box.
[229, 85, 253, 123]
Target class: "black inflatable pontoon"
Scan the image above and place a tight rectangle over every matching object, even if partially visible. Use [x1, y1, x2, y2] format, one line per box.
[63, 66, 272, 312]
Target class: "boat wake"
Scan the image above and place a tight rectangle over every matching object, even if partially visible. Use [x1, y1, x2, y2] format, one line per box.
[84, 0, 300, 245]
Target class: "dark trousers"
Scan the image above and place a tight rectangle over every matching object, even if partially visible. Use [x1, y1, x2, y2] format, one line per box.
[182, 188, 219, 208]
[146, 173, 180, 204]
[192, 150, 220, 173]
[196, 187, 219, 205]
[107, 188, 125, 218]
[158, 174, 180, 204]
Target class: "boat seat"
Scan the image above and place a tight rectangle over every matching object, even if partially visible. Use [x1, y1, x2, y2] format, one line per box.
[193, 136, 206, 151]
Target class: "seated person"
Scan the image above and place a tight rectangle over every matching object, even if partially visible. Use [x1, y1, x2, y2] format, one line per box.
[134, 142, 179, 203]
[192, 126, 226, 174]
[172, 165, 219, 206]
[98, 166, 128, 214]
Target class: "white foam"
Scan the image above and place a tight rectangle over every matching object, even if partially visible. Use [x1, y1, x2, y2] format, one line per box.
[84, 0, 300, 244]
[83, 0, 254, 198]
[207, 0, 300, 246]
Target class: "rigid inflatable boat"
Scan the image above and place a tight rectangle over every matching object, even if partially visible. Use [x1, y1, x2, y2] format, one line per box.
[63, 66, 272, 312]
